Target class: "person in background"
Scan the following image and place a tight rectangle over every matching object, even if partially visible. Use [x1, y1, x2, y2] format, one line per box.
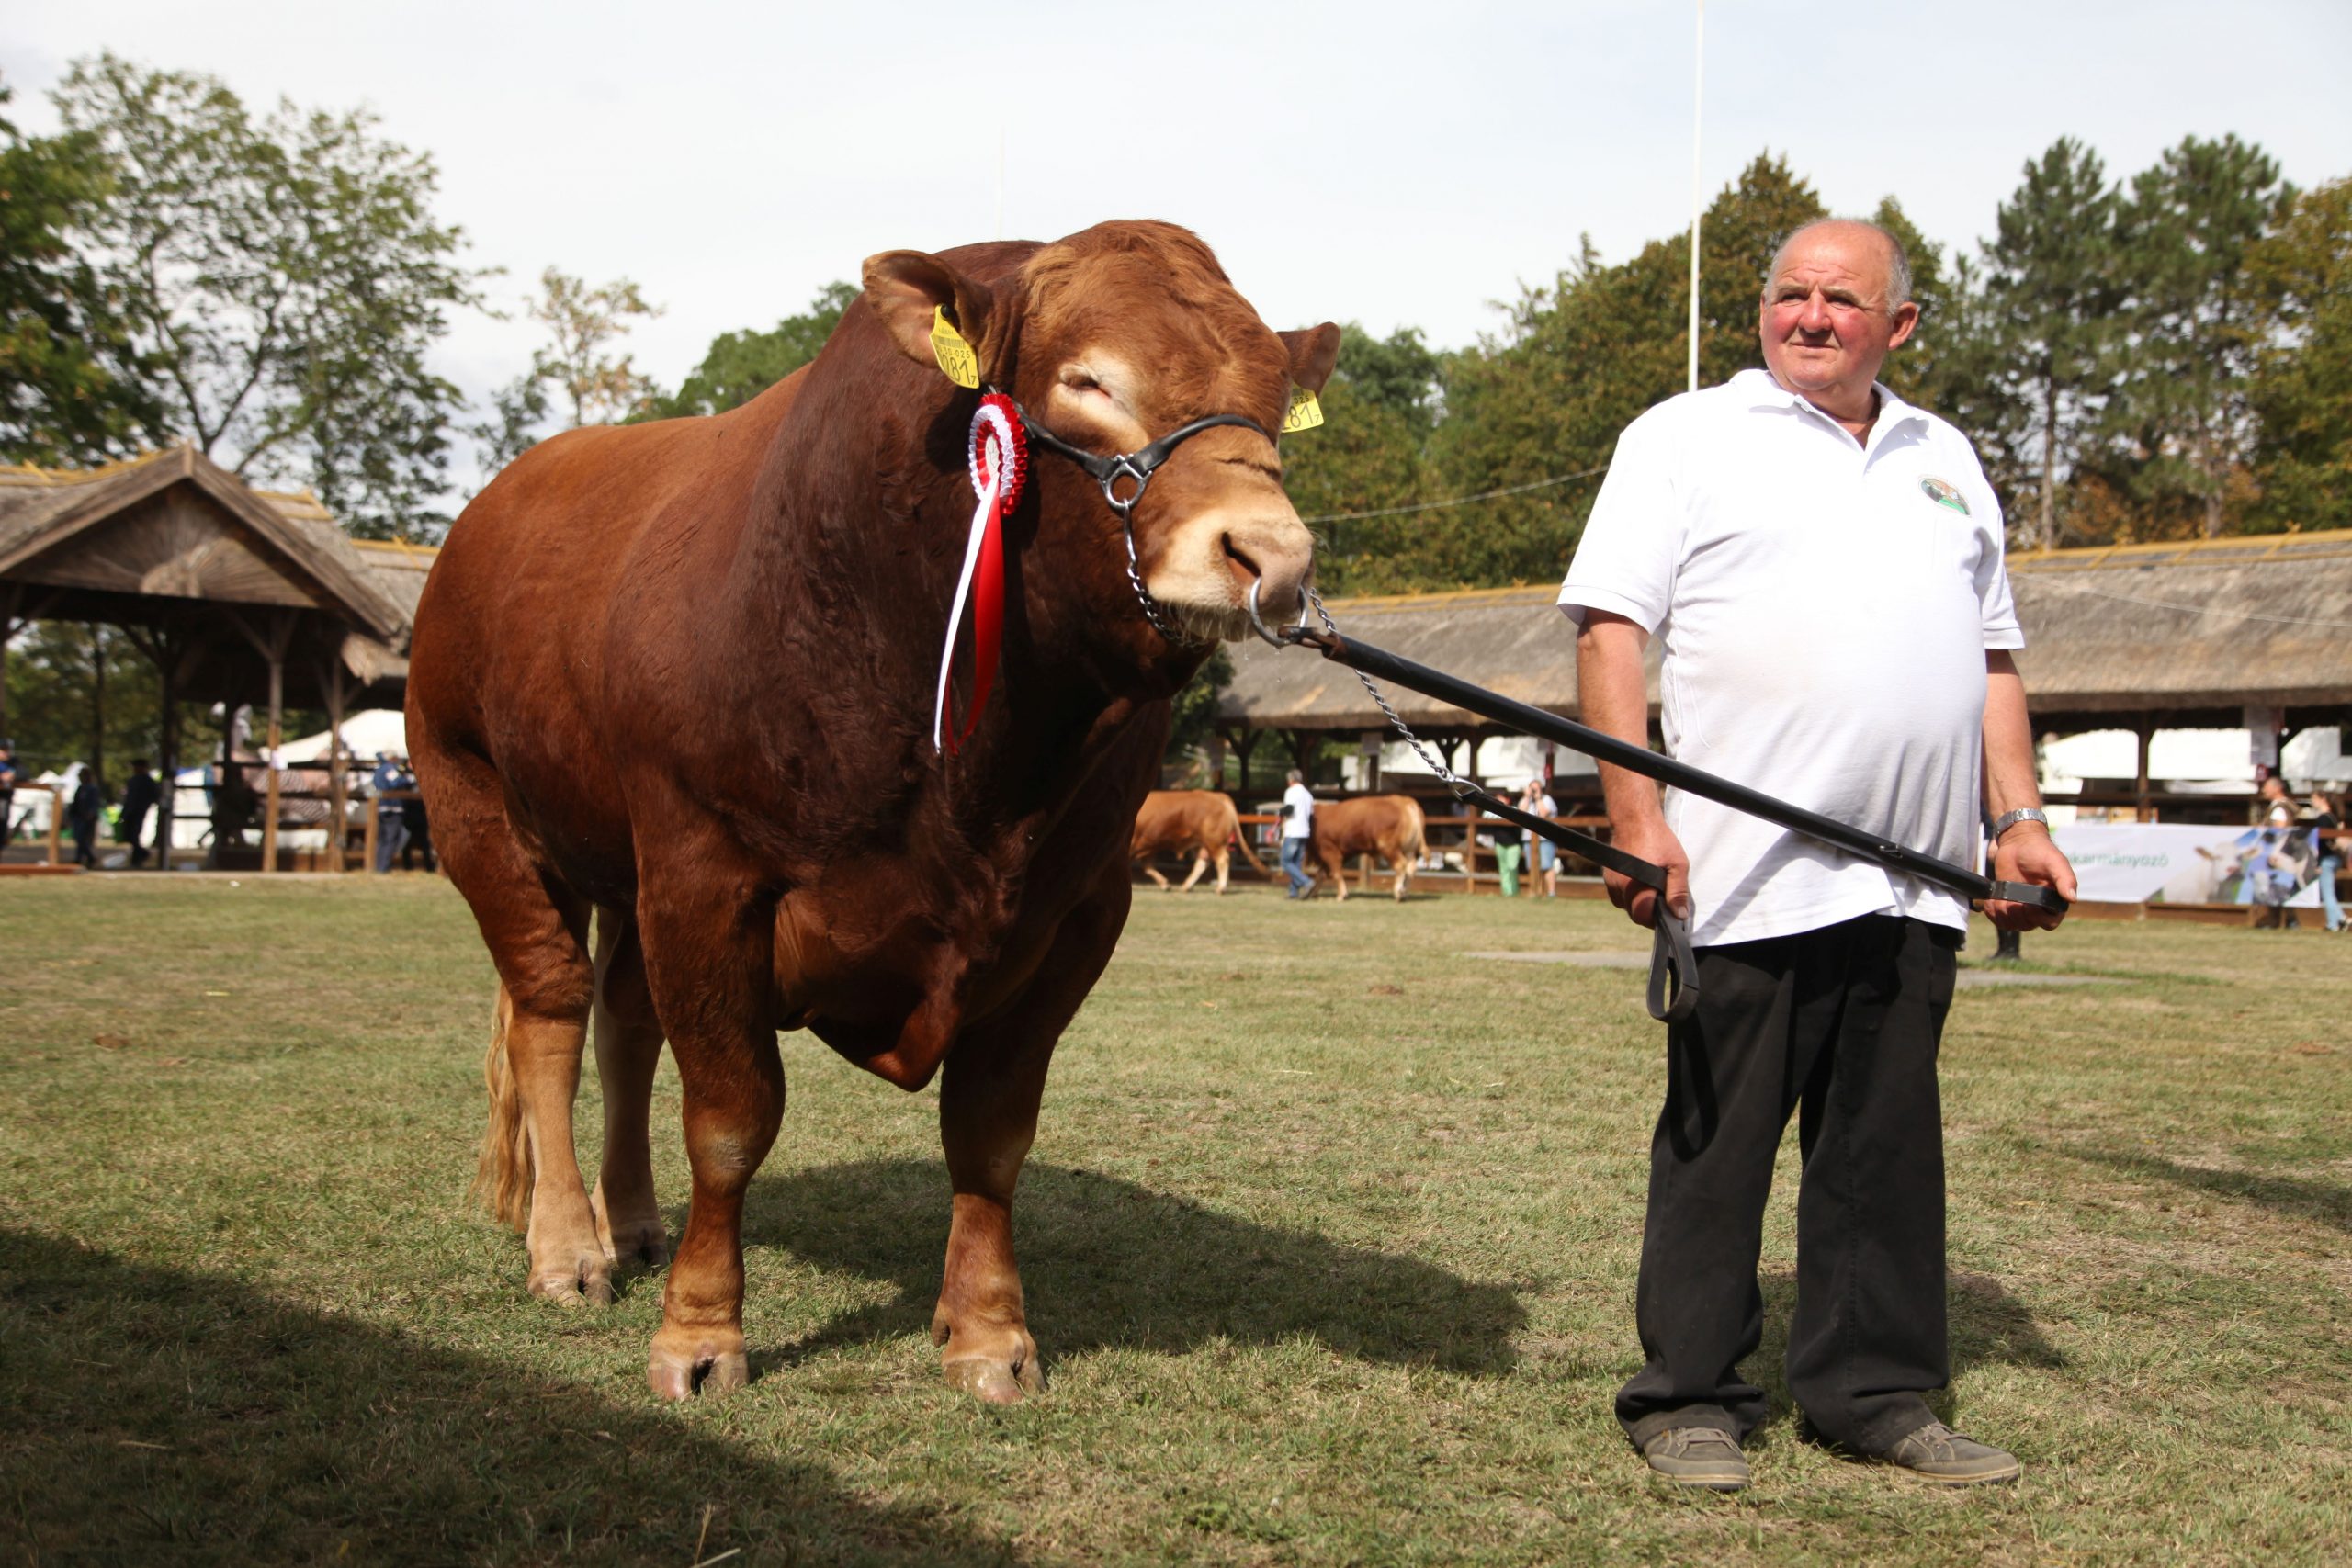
[2303, 788, 2342, 933]
[119, 760, 162, 870]
[1280, 768, 1317, 899]
[2250, 775, 2300, 930]
[1520, 774, 1561, 897]
[372, 752, 413, 873]
[69, 762, 104, 868]
[0, 739, 18, 844]
[400, 785, 435, 874]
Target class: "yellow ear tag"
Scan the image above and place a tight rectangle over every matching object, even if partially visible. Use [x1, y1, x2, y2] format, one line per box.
[930, 306, 981, 389]
[1281, 385, 1325, 434]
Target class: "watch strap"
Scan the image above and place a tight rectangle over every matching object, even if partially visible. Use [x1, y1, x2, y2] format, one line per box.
[1992, 807, 2051, 839]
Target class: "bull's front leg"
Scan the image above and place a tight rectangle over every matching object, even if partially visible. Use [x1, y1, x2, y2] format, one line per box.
[933, 889, 1124, 1403]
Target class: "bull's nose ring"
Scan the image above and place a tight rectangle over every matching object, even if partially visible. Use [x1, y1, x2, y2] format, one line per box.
[1245, 578, 1307, 649]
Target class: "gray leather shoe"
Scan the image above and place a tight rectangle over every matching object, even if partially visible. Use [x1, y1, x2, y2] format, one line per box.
[1640, 1427, 1749, 1491]
[1880, 1421, 2022, 1485]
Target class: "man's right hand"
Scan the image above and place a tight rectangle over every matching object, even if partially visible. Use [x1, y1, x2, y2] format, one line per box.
[1604, 816, 1692, 930]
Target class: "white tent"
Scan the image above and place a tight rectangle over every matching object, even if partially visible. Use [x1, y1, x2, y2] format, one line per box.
[2042, 725, 2348, 794]
[278, 707, 407, 763]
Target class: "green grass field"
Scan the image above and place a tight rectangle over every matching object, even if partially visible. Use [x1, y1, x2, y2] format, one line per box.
[2, 874, 2346, 1565]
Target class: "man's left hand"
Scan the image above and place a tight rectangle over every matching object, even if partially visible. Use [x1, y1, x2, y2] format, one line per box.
[1985, 827, 2075, 931]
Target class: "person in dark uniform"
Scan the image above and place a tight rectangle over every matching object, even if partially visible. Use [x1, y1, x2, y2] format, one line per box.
[400, 787, 435, 873]
[120, 760, 162, 869]
[69, 763, 104, 868]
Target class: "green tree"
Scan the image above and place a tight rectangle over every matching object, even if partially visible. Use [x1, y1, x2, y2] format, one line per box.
[1, 622, 220, 794]
[1276, 323, 1440, 594]
[1161, 646, 1233, 782]
[0, 84, 159, 465]
[1429, 153, 1825, 588]
[642, 281, 855, 421]
[1979, 138, 2122, 550]
[2098, 134, 2294, 537]
[526, 267, 662, 427]
[2245, 177, 2352, 532]
[1327, 322, 1442, 437]
[52, 54, 484, 541]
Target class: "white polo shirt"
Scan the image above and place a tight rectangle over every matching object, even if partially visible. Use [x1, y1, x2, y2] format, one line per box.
[1557, 367, 2021, 947]
[1281, 782, 1316, 840]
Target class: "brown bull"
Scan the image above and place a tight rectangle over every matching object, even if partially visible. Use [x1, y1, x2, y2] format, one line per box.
[1129, 788, 1243, 893]
[1310, 795, 1428, 902]
[406, 220, 1337, 1402]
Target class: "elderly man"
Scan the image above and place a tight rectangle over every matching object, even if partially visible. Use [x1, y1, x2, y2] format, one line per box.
[1559, 220, 2075, 1492]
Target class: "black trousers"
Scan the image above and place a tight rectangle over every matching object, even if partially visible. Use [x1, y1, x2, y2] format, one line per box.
[1616, 914, 1959, 1452]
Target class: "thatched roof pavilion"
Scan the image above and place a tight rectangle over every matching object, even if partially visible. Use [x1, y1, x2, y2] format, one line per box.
[1216, 530, 2352, 803]
[0, 446, 426, 869]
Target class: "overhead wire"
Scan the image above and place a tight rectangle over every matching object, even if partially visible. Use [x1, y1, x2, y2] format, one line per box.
[1298, 463, 1611, 525]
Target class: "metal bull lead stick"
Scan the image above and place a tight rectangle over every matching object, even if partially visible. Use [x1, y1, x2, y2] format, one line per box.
[1267, 610, 2066, 919]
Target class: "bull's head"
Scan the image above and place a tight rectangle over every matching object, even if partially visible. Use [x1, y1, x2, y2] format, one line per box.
[863, 221, 1337, 655]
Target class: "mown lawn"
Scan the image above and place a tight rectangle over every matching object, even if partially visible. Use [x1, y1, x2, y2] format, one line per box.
[1, 874, 2346, 1565]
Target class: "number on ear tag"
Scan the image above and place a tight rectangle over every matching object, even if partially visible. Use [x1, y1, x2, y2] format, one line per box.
[931, 307, 981, 389]
[1281, 385, 1325, 434]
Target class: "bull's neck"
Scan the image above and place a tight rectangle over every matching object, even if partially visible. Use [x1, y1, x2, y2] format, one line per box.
[722, 369, 1176, 835]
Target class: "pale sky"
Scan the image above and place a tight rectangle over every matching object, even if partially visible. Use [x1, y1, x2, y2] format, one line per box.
[8, 0, 2350, 473]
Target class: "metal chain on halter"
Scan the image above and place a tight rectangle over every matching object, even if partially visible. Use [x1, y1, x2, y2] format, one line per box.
[1116, 499, 1201, 645]
[1306, 585, 1479, 806]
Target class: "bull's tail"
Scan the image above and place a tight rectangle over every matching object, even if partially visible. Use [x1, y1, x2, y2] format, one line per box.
[1230, 818, 1272, 878]
[471, 984, 532, 1232]
[1396, 799, 1428, 899]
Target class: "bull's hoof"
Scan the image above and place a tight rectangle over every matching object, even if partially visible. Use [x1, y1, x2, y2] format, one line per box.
[528, 1252, 616, 1307]
[647, 1334, 750, 1401]
[944, 1353, 1045, 1405]
[593, 1201, 670, 1269]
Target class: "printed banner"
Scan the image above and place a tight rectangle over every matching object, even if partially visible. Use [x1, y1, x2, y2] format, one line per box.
[2053, 821, 2325, 908]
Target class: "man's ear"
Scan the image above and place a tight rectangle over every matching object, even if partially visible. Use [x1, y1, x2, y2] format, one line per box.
[1279, 323, 1343, 395]
[1887, 300, 1921, 353]
[861, 250, 1006, 381]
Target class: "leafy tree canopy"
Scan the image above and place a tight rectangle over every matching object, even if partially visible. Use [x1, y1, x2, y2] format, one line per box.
[642, 281, 856, 422]
[51, 53, 484, 541]
[0, 82, 160, 466]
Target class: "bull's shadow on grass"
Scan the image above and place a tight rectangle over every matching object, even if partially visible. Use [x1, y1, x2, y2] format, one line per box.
[1736, 1269, 2066, 1434]
[0, 1229, 1017, 1568]
[2066, 1145, 2352, 1235]
[745, 1158, 1526, 1376]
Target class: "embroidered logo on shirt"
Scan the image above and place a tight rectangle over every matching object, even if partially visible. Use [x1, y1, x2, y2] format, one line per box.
[1919, 476, 1970, 514]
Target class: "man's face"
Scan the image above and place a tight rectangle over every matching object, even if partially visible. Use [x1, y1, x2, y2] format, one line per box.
[1758, 225, 1917, 400]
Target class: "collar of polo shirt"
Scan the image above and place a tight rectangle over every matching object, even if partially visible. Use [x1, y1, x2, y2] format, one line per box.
[1735, 367, 1928, 442]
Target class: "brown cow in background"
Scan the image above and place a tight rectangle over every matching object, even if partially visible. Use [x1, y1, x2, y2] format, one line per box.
[1311, 795, 1428, 902]
[407, 221, 1338, 1403]
[1130, 788, 1246, 893]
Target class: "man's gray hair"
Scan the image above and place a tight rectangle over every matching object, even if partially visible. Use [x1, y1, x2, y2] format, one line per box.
[1285, 768, 1304, 784]
[1763, 219, 1914, 312]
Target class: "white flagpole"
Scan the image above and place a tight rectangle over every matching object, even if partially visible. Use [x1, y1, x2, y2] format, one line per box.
[1688, 0, 1704, 393]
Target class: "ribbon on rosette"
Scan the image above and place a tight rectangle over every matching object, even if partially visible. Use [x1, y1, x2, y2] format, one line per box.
[933, 391, 1028, 755]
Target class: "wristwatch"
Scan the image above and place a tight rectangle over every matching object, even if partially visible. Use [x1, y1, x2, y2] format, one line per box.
[1992, 807, 2051, 840]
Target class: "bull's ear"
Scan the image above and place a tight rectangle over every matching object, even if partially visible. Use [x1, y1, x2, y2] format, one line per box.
[1279, 323, 1343, 395]
[862, 250, 1003, 384]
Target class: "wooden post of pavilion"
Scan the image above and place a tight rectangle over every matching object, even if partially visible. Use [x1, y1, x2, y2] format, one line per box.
[2133, 716, 2155, 823]
[122, 626, 197, 873]
[319, 653, 349, 872]
[228, 610, 298, 874]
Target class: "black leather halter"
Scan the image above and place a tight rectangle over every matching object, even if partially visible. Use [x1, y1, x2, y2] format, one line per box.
[1010, 398, 1275, 644]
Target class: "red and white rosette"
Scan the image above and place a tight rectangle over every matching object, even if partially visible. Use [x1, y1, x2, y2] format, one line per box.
[933, 391, 1028, 754]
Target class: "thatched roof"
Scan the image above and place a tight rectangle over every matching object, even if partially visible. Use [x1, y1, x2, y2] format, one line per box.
[1219, 530, 2352, 736]
[0, 446, 410, 641]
